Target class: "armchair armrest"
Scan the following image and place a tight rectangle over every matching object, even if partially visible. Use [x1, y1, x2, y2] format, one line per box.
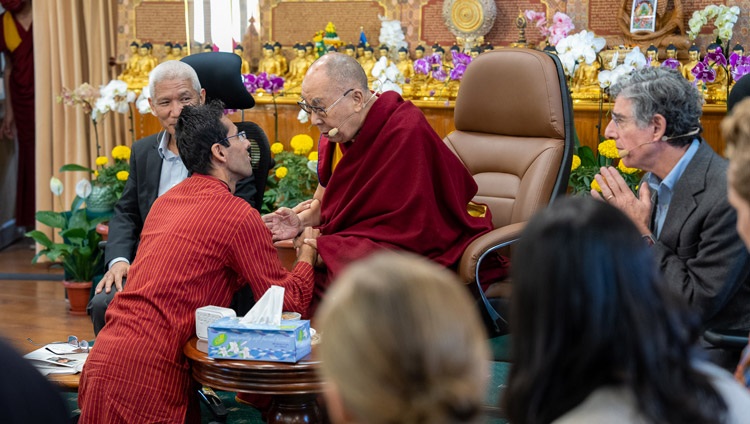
[457, 221, 527, 285]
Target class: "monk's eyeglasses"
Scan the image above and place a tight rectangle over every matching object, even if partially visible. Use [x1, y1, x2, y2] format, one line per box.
[298, 88, 354, 117]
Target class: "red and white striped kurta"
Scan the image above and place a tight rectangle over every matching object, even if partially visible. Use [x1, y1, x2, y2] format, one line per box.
[78, 174, 314, 423]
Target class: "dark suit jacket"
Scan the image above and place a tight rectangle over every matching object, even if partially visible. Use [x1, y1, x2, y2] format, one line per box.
[105, 132, 256, 265]
[651, 141, 750, 333]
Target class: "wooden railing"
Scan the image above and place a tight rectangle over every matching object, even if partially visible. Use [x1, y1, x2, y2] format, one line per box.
[131, 97, 728, 156]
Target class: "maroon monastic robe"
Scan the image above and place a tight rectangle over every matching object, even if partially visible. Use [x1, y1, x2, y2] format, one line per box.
[312, 91, 494, 311]
[0, 10, 34, 227]
[78, 175, 314, 423]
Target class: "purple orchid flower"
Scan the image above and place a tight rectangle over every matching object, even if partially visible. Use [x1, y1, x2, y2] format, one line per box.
[431, 66, 447, 82]
[691, 61, 717, 83]
[426, 53, 443, 66]
[705, 47, 727, 67]
[256, 72, 270, 91]
[733, 62, 750, 82]
[414, 58, 430, 75]
[449, 64, 466, 81]
[730, 52, 743, 68]
[243, 74, 258, 93]
[267, 76, 285, 94]
[661, 58, 680, 70]
[451, 51, 471, 67]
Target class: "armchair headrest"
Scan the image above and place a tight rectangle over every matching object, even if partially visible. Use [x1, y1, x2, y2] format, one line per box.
[454, 49, 567, 140]
[181, 52, 255, 109]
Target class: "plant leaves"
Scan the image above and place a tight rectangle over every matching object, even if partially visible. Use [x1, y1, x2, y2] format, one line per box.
[25, 230, 53, 248]
[60, 164, 95, 173]
[35, 211, 67, 229]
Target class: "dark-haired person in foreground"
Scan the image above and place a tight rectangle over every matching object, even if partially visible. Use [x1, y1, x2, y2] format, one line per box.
[77, 102, 318, 423]
[592, 67, 750, 369]
[503, 197, 750, 423]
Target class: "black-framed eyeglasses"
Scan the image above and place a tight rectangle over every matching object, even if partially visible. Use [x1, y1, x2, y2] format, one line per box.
[297, 88, 354, 117]
[217, 131, 247, 146]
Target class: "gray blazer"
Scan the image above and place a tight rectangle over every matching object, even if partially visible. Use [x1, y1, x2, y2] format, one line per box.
[651, 141, 750, 333]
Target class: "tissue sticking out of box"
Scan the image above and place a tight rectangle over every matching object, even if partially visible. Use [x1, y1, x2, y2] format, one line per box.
[240, 285, 284, 326]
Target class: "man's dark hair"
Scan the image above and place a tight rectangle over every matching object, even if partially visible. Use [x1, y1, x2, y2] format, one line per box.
[175, 101, 227, 175]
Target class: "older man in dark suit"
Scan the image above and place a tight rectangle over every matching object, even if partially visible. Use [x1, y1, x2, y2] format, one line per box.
[88, 60, 257, 334]
[593, 67, 750, 370]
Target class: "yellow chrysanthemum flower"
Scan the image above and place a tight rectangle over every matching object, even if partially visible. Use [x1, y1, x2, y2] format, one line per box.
[94, 170, 99, 178]
[308, 151, 318, 161]
[271, 143, 284, 154]
[598, 139, 620, 159]
[591, 179, 602, 192]
[116, 171, 129, 181]
[95, 156, 108, 167]
[617, 160, 640, 174]
[275, 166, 288, 179]
[112, 145, 132, 161]
[571, 154, 581, 171]
[290, 134, 314, 155]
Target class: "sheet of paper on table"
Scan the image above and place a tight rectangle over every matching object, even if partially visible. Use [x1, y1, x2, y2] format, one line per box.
[24, 344, 88, 376]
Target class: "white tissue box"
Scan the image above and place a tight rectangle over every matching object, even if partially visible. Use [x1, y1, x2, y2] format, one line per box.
[195, 306, 236, 340]
[207, 317, 311, 363]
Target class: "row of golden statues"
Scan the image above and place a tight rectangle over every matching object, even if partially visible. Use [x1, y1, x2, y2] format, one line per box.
[571, 43, 742, 104]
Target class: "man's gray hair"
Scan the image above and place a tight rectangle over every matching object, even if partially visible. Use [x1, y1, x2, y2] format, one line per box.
[609, 67, 704, 146]
[311, 53, 368, 92]
[147, 60, 201, 99]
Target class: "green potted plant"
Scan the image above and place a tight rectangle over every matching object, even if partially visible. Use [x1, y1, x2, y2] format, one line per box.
[26, 177, 109, 315]
[262, 134, 319, 213]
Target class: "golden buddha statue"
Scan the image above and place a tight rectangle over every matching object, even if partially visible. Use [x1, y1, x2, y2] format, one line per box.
[571, 58, 602, 100]
[124, 42, 157, 90]
[378, 45, 390, 62]
[233, 45, 251, 74]
[118, 41, 141, 83]
[411, 45, 428, 97]
[359, 47, 377, 84]
[704, 43, 728, 104]
[273, 42, 288, 75]
[470, 46, 481, 59]
[161, 42, 172, 63]
[285, 46, 310, 94]
[681, 45, 700, 83]
[396, 47, 414, 98]
[258, 44, 282, 75]
[305, 42, 316, 65]
[646, 45, 660, 67]
[163, 41, 183, 62]
[343, 44, 356, 59]
[356, 43, 366, 59]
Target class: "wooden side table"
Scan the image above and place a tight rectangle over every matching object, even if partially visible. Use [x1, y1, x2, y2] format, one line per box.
[184, 337, 325, 424]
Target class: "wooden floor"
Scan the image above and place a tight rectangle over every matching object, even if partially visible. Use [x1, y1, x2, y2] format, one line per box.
[0, 238, 95, 355]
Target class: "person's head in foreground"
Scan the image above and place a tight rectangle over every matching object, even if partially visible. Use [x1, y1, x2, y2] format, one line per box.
[721, 96, 750, 249]
[317, 251, 490, 424]
[605, 66, 703, 173]
[503, 196, 733, 423]
[175, 101, 252, 185]
[147, 60, 205, 137]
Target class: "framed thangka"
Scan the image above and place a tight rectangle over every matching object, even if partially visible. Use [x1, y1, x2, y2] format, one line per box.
[630, 0, 657, 32]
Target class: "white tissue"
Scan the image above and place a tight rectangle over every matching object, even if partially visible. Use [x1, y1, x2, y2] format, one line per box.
[239, 286, 284, 326]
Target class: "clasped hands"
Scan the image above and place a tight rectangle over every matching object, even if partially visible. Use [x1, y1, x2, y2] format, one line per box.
[592, 166, 652, 236]
[263, 200, 322, 265]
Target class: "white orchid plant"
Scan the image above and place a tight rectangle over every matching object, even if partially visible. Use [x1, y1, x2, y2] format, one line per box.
[371, 56, 405, 94]
[597, 47, 648, 91]
[687, 5, 741, 45]
[555, 30, 607, 79]
[58, 79, 138, 156]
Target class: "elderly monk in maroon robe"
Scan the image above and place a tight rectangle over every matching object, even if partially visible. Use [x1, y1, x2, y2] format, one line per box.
[263, 53, 495, 315]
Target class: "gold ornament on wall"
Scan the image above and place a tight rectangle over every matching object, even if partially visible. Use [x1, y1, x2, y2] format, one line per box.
[442, 0, 496, 51]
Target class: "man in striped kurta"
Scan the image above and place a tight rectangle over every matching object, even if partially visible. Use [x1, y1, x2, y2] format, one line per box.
[78, 102, 319, 423]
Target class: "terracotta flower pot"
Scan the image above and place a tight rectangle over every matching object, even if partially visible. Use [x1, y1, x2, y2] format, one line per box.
[62, 281, 92, 316]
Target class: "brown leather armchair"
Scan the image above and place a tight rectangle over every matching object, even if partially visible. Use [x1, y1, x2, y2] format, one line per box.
[443, 48, 574, 330]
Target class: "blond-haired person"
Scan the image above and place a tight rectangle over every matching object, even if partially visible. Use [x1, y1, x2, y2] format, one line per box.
[316, 252, 490, 424]
[720, 95, 750, 387]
